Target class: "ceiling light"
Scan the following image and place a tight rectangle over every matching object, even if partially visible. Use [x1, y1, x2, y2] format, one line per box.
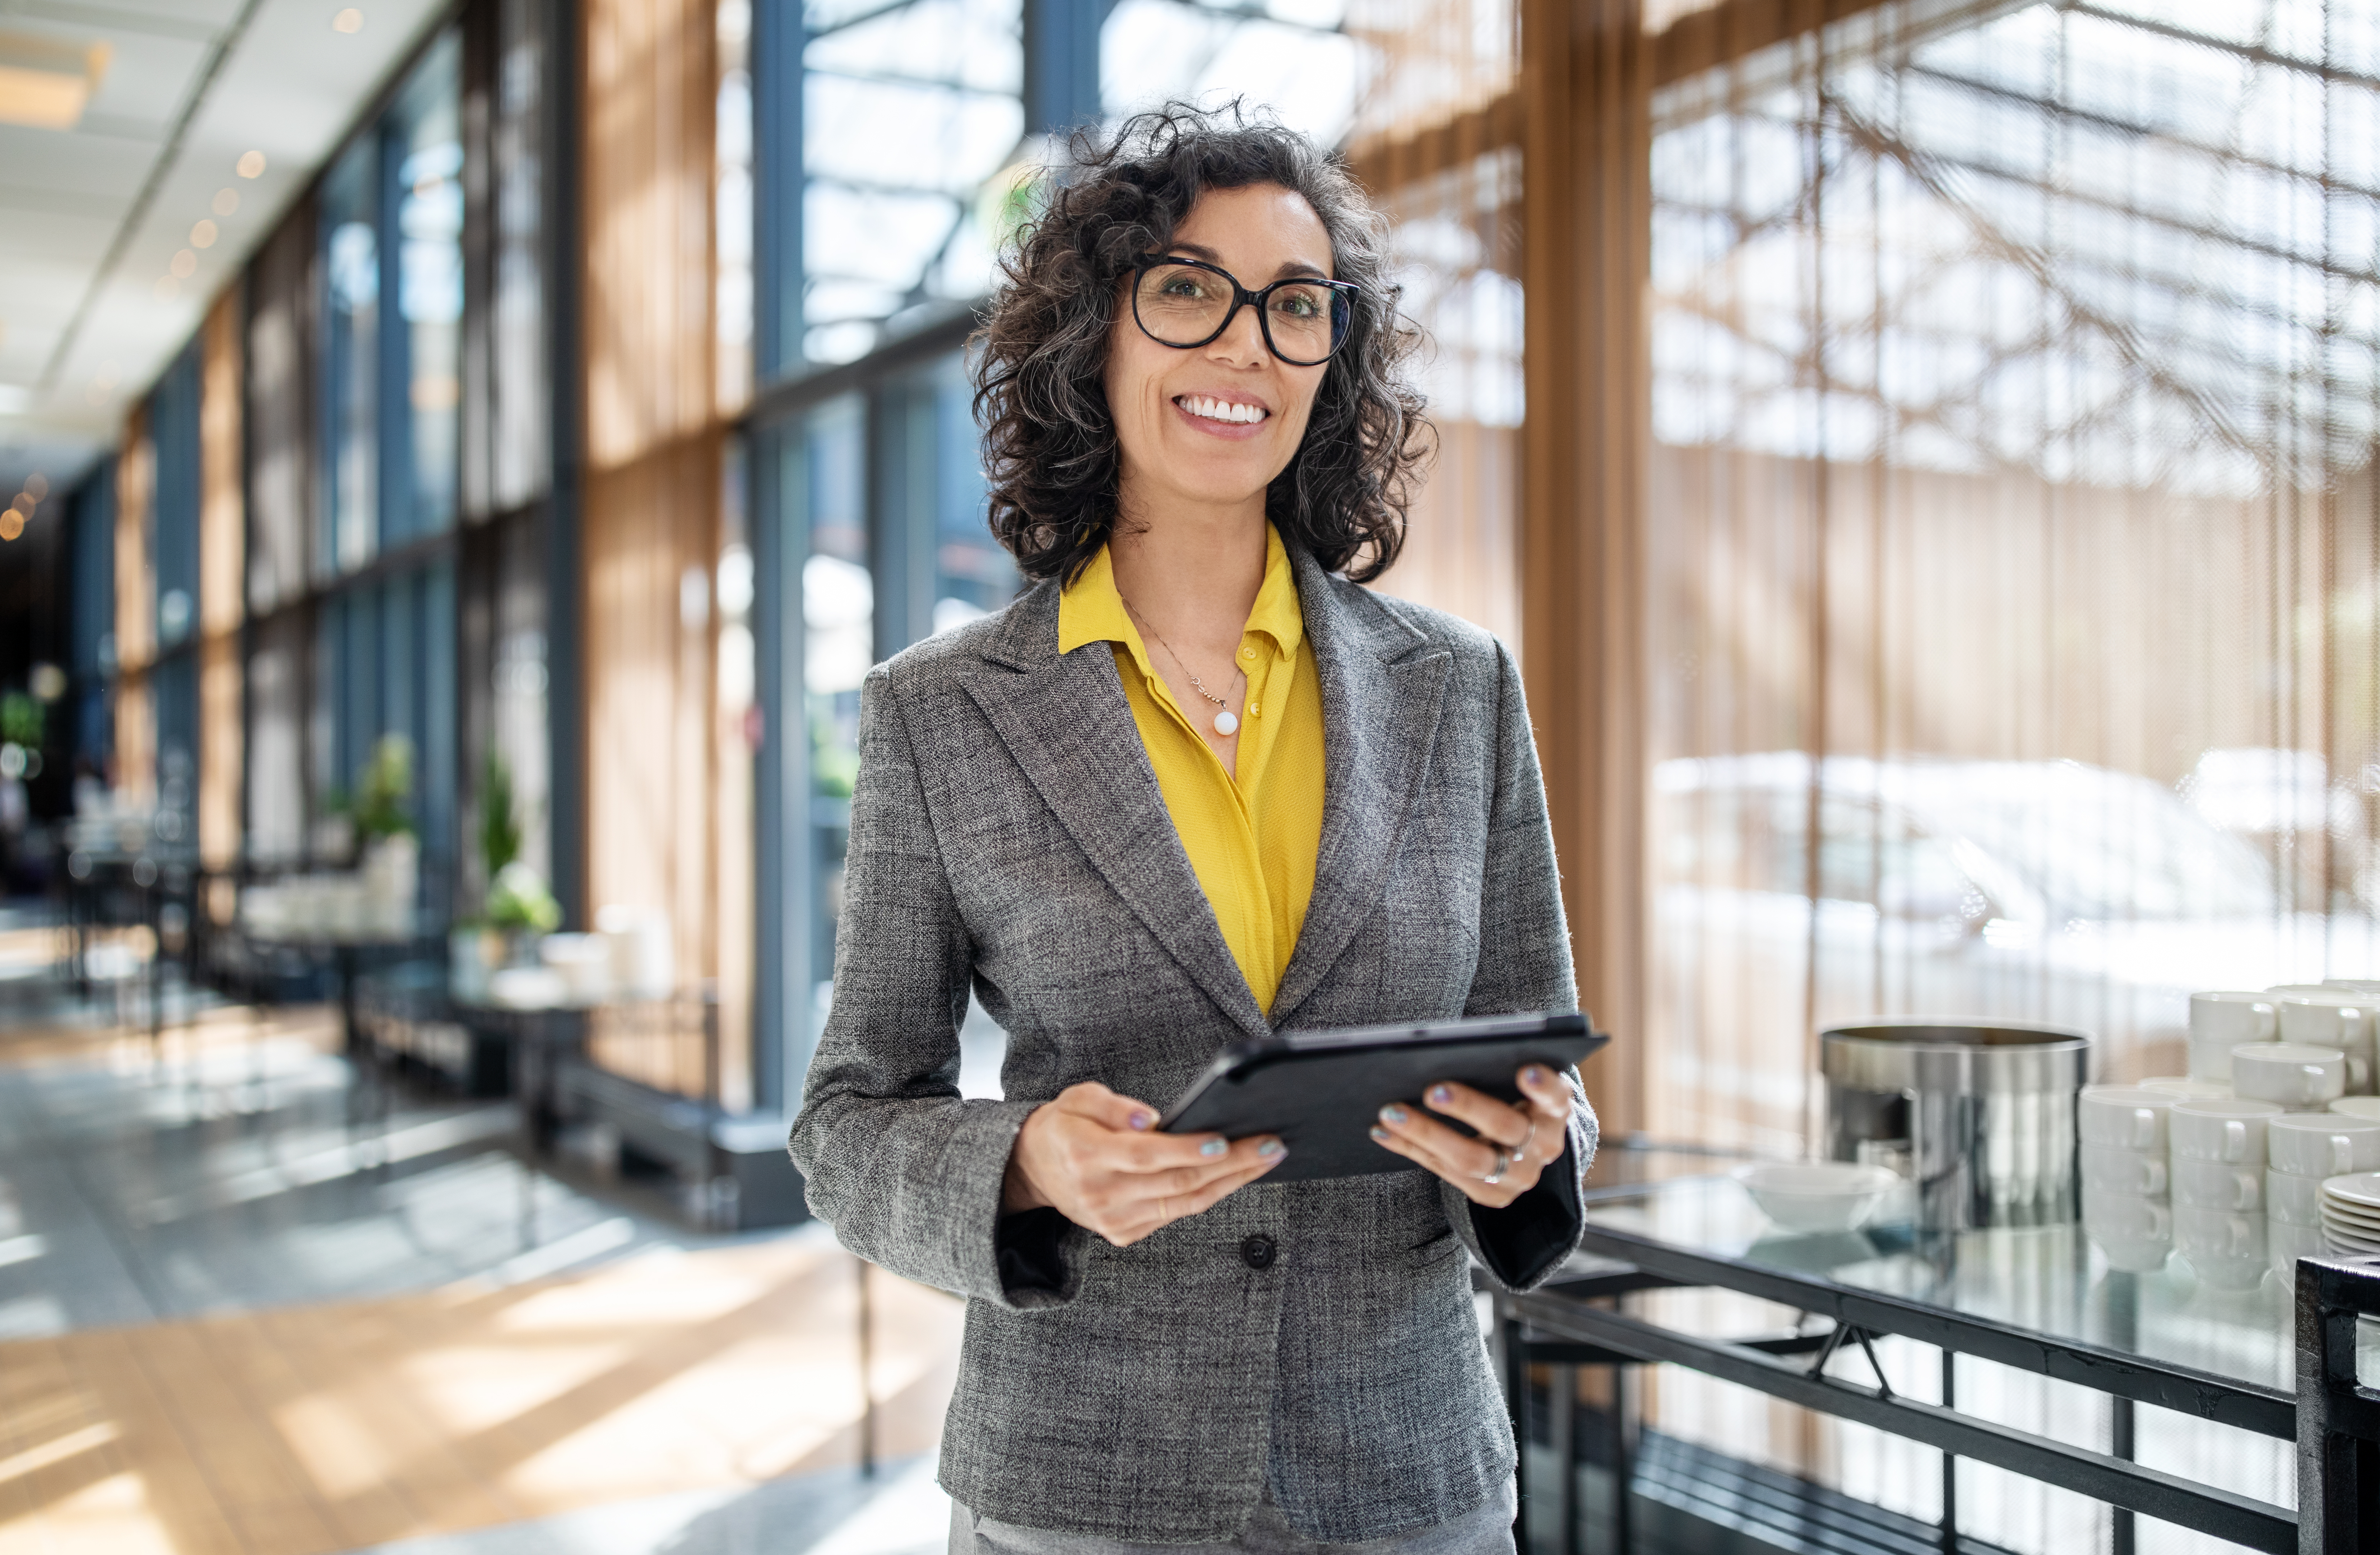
[333, 8, 364, 33]
[237, 150, 265, 178]
[212, 187, 238, 217]
[169, 249, 196, 278]
[0, 511, 21, 542]
[0, 32, 111, 131]
[190, 219, 217, 249]
[153, 275, 178, 299]
[24, 474, 46, 498]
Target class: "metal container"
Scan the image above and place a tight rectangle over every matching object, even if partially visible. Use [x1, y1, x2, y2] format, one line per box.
[1822, 1021, 2091, 1233]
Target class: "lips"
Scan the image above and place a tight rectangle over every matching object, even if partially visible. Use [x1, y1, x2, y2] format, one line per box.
[1175, 394, 1269, 426]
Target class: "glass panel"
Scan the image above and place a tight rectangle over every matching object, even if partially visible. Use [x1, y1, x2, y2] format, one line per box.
[929, 353, 1016, 633]
[247, 209, 314, 614]
[491, 0, 551, 510]
[803, 394, 870, 1045]
[717, 0, 754, 410]
[392, 32, 463, 542]
[321, 137, 380, 576]
[245, 613, 306, 866]
[1645, 0, 2380, 1159]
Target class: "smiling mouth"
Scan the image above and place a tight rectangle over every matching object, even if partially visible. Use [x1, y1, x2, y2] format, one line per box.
[1176, 394, 1269, 426]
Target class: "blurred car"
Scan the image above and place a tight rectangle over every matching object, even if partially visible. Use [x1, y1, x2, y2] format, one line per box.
[1648, 753, 2380, 1143]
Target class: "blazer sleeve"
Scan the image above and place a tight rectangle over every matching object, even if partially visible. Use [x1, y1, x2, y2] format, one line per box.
[1441, 638, 1600, 1292]
[786, 664, 1060, 1308]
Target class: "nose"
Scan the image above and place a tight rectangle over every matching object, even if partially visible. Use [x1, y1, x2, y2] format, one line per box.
[1204, 296, 1270, 367]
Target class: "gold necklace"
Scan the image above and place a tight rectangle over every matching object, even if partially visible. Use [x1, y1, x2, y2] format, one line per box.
[1120, 597, 1242, 736]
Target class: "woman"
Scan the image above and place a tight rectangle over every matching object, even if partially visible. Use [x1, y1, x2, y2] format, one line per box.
[788, 105, 1597, 1552]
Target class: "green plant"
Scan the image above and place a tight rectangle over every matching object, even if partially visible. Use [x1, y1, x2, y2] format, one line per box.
[479, 750, 522, 881]
[486, 860, 561, 933]
[351, 734, 415, 840]
[0, 693, 40, 750]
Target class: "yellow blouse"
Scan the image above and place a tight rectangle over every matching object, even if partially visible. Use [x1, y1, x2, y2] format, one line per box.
[1057, 528, 1326, 1015]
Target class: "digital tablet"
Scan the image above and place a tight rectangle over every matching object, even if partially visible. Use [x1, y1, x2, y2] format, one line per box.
[1157, 1011, 1606, 1183]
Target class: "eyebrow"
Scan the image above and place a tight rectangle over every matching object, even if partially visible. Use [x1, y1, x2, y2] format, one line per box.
[1164, 241, 1331, 282]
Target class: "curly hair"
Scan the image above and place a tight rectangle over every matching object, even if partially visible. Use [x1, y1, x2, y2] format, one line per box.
[971, 102, 1430, 586]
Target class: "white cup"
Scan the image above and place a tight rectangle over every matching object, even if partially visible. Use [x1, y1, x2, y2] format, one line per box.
[2169, 1097, 2285, 1164]
[2231, 1043, 2349, 1108]
[2079, 1143, 2168, 1198]
[2172, 1154, 2261, 1211]
[2325, 979, 2380, 996]
[2277, 991, 2375, 1048]
[2078, 1086, 2175, 1152]
[2266, 1111, 2380, 1177]
[2173, 1203, 2268, 1291]
[2140, 1076, 2231, 1101]
[2195, 991, 2279, 1043]
[2332, 1097, 2380, 1123]
[2266, 1167, 2328, 1226]
[2083, 1187, 2173, 1272]
[2270, 1217, 2327, 1278]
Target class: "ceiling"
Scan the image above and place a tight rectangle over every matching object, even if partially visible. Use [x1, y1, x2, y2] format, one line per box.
[0, 0, 448, 499]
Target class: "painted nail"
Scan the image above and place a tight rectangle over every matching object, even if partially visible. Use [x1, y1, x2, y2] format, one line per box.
[1523, 1066, 1546, 1086]
[1370, 1125, 1392, 1143]
[1200, 1138, 1228, 1157]
[1428, 1085, 1453, 1106]
[1257, 1138, 1285, 1159]
[1128, 1111, 1152, 1131]
[1380, 1104, 1408, 1125]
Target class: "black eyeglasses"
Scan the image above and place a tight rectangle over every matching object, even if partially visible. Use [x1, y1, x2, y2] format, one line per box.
[1129, 254, 1358, 366]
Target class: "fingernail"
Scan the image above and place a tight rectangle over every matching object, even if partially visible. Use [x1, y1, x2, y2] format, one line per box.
[1200, 1138, 1227, 1156]
[1428, 1085, 1452, 1106]
[1128, 1111, 1152, 1131]
[1523, 1067, 1546, 1086]
[1257, 1138, 1285, 1159]
[1379, 1104, 1408, 1125]
[1370, 1125, 1391, 1143]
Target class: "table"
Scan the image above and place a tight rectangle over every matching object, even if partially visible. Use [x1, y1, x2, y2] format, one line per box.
[1497, 1148, 2380, 1554]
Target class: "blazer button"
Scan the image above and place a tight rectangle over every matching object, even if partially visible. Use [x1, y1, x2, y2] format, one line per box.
[1240, 1233, 1277, 1271]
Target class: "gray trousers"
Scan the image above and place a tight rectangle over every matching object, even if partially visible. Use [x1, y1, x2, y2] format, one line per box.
[948, 1482, 1519, 1555]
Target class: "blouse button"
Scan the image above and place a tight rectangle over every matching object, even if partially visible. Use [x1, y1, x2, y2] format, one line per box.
[1248, 702, 1259, 718]
[1240, 1234, 1277, 1271]
[1240, 646, 1256, 660]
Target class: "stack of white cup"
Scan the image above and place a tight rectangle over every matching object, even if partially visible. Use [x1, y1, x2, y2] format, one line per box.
[2079, 1086, 2176, 1272]
[2274, 989, 2379, 1095]
[2188, 992, 2276, 1081]
[2168, 1097, 2283, 1291]
[2266, 1112, 2380, 1274]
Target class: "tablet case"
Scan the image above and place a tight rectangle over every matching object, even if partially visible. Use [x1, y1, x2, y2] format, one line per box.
[1157, 1011, 1606, 1183]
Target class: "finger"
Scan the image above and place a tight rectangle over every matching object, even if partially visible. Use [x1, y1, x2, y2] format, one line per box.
[1131, 1137, 1286, 1197]
[1370, 1122, 1534, 1205]
[1377, 1101, 1504, 1180]
[1418, 1081, 1535, 1149]
[1057, 1081, 1166, 1134]
[1109, 1128, 1270, 1173]
[1515, 1065, 1574, 1126]
[1147, 1151, 1284, 1226]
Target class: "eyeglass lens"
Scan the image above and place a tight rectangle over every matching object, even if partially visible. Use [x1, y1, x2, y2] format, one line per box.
[1134, 263, 1346, 363]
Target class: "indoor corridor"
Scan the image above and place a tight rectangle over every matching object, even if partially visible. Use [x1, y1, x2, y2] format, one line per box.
[0, 910, 964, 1555]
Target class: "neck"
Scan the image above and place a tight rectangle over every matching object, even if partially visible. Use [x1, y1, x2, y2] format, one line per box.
[1107, 488, 1270, 656]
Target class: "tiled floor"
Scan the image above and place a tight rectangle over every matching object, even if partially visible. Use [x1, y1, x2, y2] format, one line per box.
[0, 910, 965, 1555]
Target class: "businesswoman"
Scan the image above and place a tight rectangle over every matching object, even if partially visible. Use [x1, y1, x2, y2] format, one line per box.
[788, 105, 1597, 1553]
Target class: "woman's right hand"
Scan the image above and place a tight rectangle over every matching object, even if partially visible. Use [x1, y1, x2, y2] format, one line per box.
[1003, 1081, 1286, 1246]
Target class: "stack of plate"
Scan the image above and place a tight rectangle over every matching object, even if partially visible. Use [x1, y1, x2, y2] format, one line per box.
[2319, 1172, 2380, 1253]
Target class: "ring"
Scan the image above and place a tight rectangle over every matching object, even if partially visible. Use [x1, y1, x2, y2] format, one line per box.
[1515, 1111, 1539, 1160]
[1482, 1148, 1510, 1186]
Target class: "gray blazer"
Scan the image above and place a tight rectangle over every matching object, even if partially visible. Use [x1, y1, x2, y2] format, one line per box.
[787, 546, 1596, 1544]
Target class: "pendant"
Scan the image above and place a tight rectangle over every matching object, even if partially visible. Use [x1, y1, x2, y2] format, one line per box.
[1212, 709, 1238, 736]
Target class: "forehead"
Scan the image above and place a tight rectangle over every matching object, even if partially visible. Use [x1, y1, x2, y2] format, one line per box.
[1165, 183, 1333, 276]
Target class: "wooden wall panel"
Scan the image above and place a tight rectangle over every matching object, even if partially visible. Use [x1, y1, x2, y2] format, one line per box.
[200, 294, 246, 870]
[114, 408, 156, 799]
[580, 0, 730, 1096]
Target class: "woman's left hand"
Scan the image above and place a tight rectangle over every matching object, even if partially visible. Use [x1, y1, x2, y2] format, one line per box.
[1369, 1064, 1575, 1208]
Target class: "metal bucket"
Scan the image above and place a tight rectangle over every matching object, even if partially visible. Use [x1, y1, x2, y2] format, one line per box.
[1822, 1021, 2091, 1233]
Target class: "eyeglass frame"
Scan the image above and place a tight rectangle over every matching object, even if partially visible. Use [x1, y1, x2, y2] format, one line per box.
[1127, 254, 1360, 366]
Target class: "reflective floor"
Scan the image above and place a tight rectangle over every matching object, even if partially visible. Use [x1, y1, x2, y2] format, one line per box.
[0, 909, 962, 1555]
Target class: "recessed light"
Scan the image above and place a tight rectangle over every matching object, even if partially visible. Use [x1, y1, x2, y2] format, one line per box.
[212, 187, 238, 217]
[0, 511, 22, 542]
[190, 219, 217, 248]
[168, 249, 195, 278]
[24, 474, 47, 499]
[153, 275, 178, 298]
[333, 8, 363, 33]
[237, 149, 265, 178]
[0, 34, 112, 131]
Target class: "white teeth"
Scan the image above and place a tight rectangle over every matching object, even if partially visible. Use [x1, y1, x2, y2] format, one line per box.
[1181, 395, 1266, 425]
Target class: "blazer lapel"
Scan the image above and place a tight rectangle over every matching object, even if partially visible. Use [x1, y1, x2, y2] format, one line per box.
[1268, 550, 1452, 1029]
[964, 584, 1274, 1041]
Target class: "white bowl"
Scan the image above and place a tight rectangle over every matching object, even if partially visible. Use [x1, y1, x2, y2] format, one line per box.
[2139, 1076, 2231, 1101]
[1732, 1161, 1899, 1234]
[2334, 1096, 2380, 1123]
